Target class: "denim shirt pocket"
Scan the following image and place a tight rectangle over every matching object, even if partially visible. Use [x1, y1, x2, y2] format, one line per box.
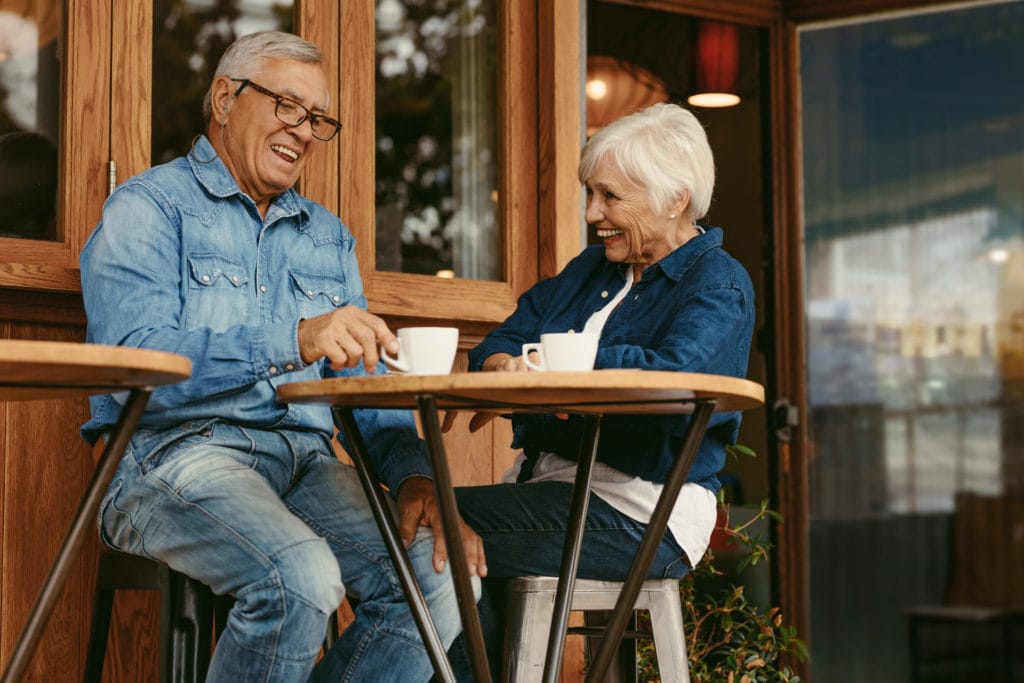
[186, 254, 250, 332]
[290, 270, 350, 319]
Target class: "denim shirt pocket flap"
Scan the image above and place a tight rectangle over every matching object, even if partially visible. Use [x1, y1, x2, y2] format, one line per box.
[290, 271, 349, 308]
[187, 254, 249, 288]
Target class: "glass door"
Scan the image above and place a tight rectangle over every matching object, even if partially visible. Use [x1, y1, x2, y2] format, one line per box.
[799, 3, 1024, 680]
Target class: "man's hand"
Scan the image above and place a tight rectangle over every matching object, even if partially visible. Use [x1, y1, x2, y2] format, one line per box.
[396, 476, 487, 577]
[297, 306, 397, 373]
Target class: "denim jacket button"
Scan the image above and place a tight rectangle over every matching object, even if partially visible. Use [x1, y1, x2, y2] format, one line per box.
[601, 290, 608, 298]
[269, 366, 279, 374]
[231, 275, 240, 283]
[285, 363, 295, 371]
[260, 285, 267, 293]
[201, 274, 211, 282]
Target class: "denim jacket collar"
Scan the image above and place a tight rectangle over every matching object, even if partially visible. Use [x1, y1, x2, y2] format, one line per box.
[641, 225, 723, 283]
[187, 135, 310, 228]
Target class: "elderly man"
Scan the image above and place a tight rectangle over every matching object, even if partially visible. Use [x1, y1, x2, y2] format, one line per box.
[79, 31, 484, 682]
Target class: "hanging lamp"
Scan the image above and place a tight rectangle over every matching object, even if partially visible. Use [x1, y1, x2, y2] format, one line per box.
[688, 21, 741, 108]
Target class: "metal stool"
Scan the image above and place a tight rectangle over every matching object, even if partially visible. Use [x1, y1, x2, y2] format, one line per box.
[84, 551, 340, 682]
[84, 551, 221, 683]
[504, 576, 690, 682]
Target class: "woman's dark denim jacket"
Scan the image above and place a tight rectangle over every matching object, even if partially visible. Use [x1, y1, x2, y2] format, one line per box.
[469, 227, 755, 492]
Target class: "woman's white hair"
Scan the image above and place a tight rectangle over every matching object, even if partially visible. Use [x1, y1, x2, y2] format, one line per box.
[202, 31, 323, 123]
[578, 102, 715, 221]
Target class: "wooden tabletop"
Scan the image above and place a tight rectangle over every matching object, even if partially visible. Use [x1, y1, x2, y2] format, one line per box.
[0, 339, 192, 401]
[276, 369, 764, 415]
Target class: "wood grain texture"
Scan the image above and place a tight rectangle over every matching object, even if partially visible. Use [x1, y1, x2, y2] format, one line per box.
[0, 340, 191, 400]
[1, 324, 92, 680]
[111, 0, 152, 179]
[297, 1, 341, 215]
[538, 0, 583, 279]
[277, 370, 765, 415]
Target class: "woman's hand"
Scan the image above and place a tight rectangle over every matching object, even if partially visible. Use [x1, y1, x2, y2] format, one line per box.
[442, 352, 533, 431]
[481, 352, 534, 373]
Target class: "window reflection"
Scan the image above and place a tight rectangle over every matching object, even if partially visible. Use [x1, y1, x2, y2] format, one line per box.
[801, 3, 1024, 680]
[152, 0, 293, 165]
[375, 0, 499, 280]
[0, 1, 59, 241]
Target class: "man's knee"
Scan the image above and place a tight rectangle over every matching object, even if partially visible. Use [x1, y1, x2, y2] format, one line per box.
[272, 537, 346, 614]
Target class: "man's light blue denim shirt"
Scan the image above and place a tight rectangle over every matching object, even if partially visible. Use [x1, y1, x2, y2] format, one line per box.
[469, 230, 755, 491]
[79, 136, 431, 492]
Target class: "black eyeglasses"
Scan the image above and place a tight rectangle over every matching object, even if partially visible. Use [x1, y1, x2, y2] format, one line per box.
[230, 78, 342, 142]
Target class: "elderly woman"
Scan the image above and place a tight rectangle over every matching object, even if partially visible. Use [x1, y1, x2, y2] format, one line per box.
[450, 102, 755, 674]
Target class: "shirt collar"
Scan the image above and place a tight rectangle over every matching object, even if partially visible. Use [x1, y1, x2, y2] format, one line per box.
[644, 225, 724, 282]
[187, 135, 310, 227]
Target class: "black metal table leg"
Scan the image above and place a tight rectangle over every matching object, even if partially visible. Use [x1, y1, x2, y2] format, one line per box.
[543, 415, 602, 683]
[585, 400, 716, 682]
[417, 395, 492, 683]
[332, 408, 456, 682]
[1, 388, 152, 683]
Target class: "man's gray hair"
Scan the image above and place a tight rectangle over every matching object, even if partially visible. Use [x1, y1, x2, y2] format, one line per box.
[203, 31, 323, 123]
[578, 102, 715, 222]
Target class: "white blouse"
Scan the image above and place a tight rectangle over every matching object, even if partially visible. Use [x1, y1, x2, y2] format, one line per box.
[504, 271, 718, 568]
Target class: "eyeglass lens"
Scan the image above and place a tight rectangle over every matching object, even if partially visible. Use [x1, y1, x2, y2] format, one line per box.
[276, 101, 338, 141]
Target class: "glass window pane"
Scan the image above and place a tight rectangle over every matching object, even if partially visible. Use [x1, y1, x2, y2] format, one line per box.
[375, 0, 499, 280]
[0, 1, 60, 241]
[152, 0, 294, 165]
[800, 3, 1024, 680]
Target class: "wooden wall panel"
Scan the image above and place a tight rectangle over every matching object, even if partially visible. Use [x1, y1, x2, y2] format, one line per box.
[0, 319, 94, 680]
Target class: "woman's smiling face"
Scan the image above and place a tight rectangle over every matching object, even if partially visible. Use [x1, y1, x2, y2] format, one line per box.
[583, 155, 679, 270]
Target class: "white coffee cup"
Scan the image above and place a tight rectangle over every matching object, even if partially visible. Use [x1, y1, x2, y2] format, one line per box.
[521, 332, 599, 372]
[381, 327, 459, 375]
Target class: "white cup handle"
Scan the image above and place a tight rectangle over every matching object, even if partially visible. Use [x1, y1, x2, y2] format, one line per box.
[381, 341, 409, 373]
[522, 342, 545, 371]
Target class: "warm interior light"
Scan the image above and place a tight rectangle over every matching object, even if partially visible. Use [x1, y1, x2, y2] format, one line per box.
[585, 55, 668, 136]
[435, 269, 456, 278]
[586, 78, 608, 100]
[687, 92, 741, 108]
[689, 21, 741, 108]
[988, 248, 1009, 264]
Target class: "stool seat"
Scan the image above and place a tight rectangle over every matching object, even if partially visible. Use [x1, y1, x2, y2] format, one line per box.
[84, 551, 221, 683]
[84, 551, 340, 682]
[505, 576, 690, 682]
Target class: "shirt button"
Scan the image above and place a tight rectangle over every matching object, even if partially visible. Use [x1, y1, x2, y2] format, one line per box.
[285, 363, 295, 371]
[269, 366, 279, 374]
[307, 290, 314, 297]
[332, 295, 340, 303]
[231, 275, 239, 283]
[201, 274, 211, 282]
[601, 290, 609, 298]
[260, 285, 267, 293]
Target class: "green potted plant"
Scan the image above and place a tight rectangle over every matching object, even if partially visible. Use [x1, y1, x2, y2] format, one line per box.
[637, 445, 807, 682]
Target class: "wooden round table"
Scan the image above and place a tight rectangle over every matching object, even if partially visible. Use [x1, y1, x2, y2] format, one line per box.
[278, 369, 763, 682]
[0, 340, 191, 682]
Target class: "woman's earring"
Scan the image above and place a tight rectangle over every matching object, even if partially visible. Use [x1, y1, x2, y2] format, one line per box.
[669, 213, 676, 219]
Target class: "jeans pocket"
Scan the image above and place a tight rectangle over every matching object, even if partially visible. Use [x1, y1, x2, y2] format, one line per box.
[662, 554, 692, 579]
[97, 477, 154, 558]
[96, 477, 123, 550]
[134, 420, 217, 475]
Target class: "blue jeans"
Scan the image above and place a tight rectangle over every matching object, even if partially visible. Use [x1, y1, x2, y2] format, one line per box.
[99, 420, 465, 682]
[447, 480, 691, 680]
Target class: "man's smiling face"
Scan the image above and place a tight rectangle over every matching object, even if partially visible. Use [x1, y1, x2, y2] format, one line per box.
[213, 57, 330, 215]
